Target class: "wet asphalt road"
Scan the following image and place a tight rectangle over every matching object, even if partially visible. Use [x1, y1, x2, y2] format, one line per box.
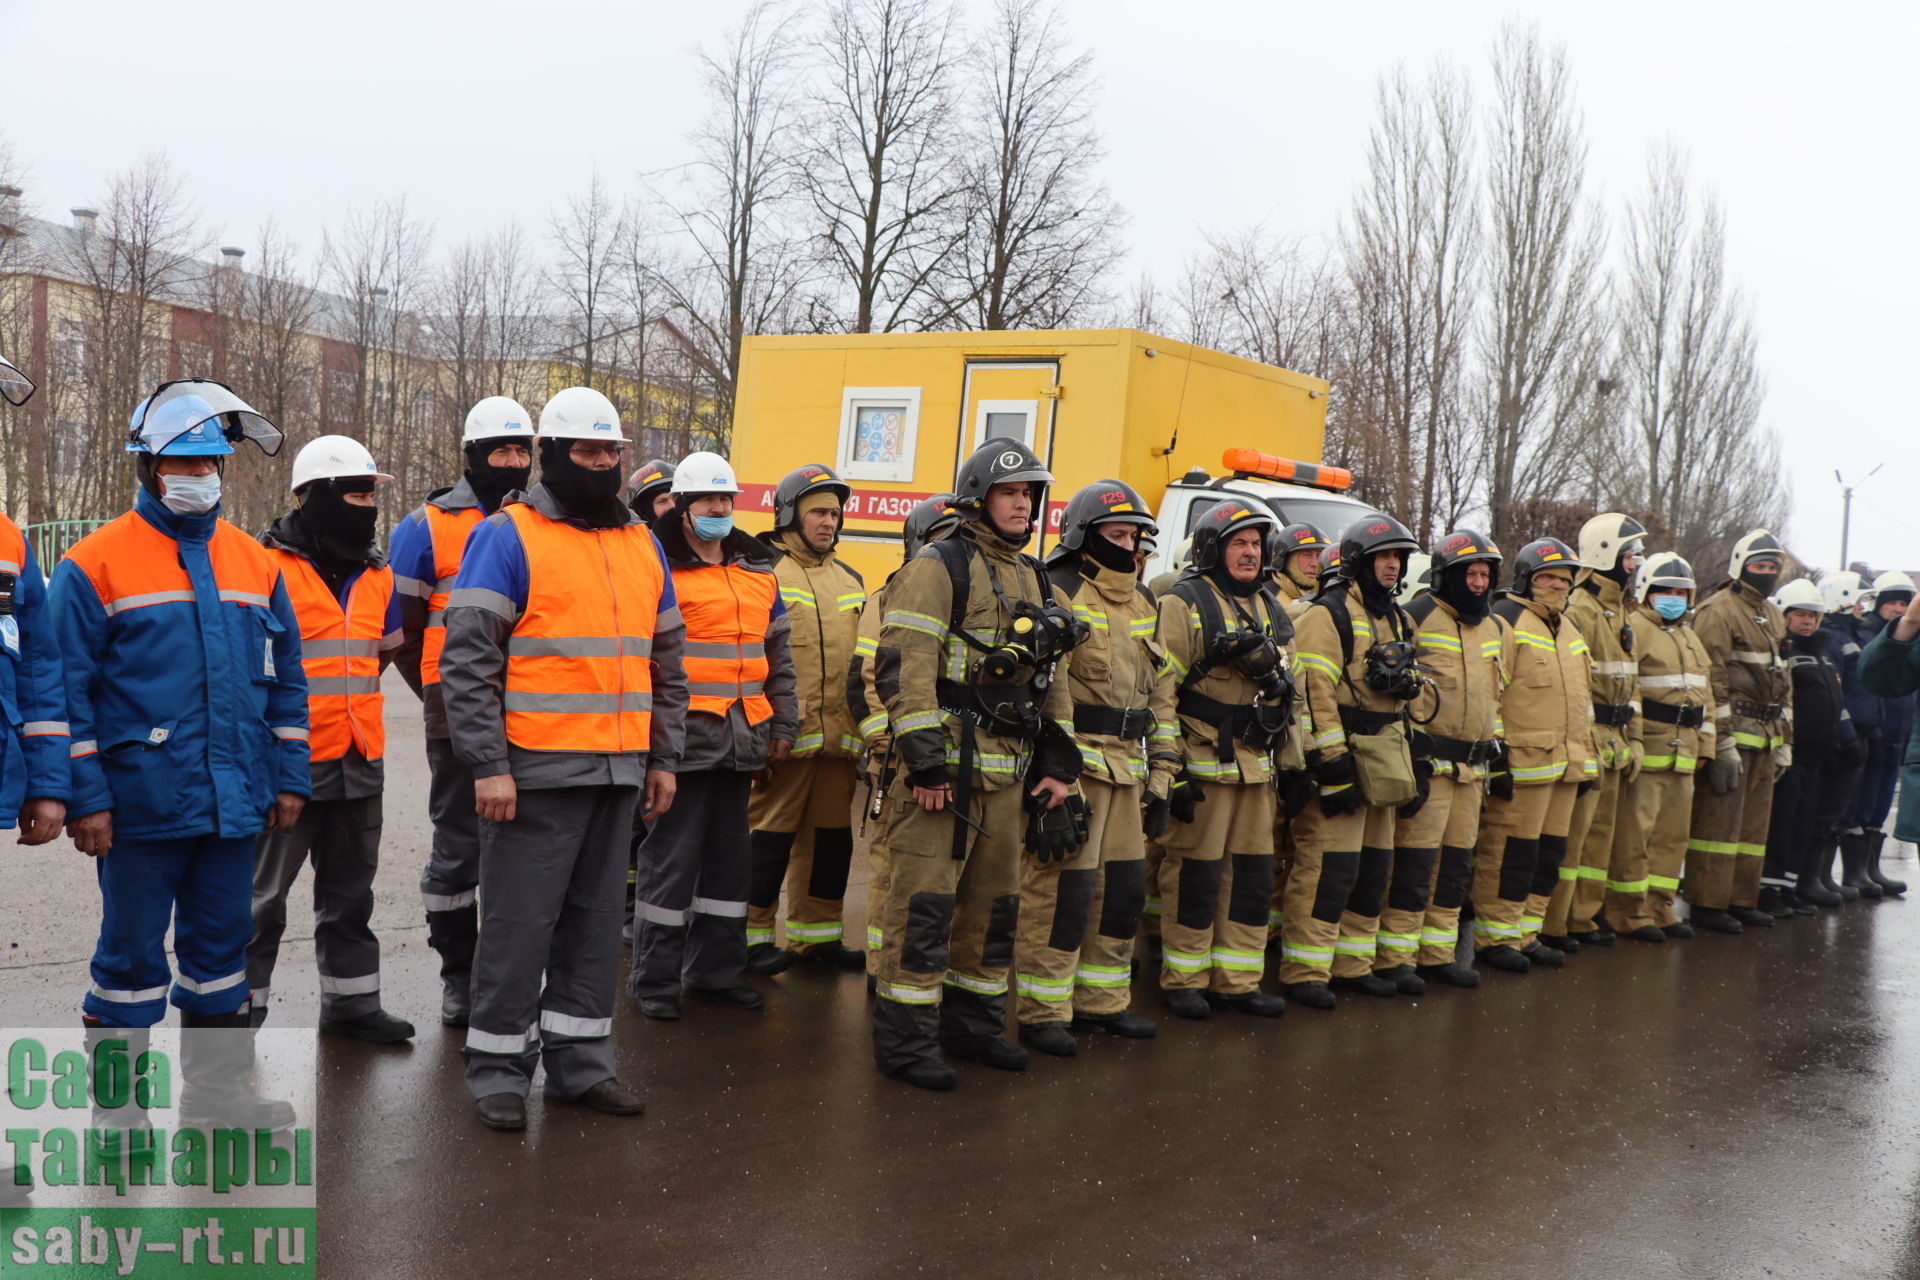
[4, 671, 1919, 1279]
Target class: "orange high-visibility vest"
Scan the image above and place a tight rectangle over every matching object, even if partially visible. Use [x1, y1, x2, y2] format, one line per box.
[673, 560, 776, 725]
[269, 550, 391, 763]
[421, 503, 483, 685]
[502, 504, 667, 754]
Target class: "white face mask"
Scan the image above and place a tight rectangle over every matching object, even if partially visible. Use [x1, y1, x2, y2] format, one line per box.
[160, 472, 221, 515]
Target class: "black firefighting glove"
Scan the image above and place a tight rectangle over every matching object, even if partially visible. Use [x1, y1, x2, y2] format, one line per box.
[1576, 777, 1596, 798]
[1142, 792, 1171, 839]
[1316, 752, 1363, 817]
[1025, 791, 1088, 864]
[1487, 742, 1515, 801]
[1398, 754, 1433, 819]
[1167, 769, 1206, 825]
[1277, 767, 1317, 821]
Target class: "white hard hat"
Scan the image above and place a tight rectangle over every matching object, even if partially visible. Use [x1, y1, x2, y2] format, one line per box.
[1728, 528, 1787, 579]
[671, 450, 741, 495]
[1770, 578, 1827, 614]
[291, 434, 394, 492]
[1635, 550, 1696, 600]
[1819, 571, 1865, 613]
[463, 396, 534, 443]
[1577, 512, 1648, 573]
[1869, 570, 1916, 604]
[538, 387, 627, 442]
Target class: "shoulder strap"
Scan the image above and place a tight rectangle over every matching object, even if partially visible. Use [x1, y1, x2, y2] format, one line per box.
[1406, 593, 1438, 625]
[929, 535, 975, 635]
[1045, 559, 1083, 605]
[1315, 584, 1358, 671]
[1021, 551, 1055, 606]
[1491, 597, 1526, 628]
[1167, 577, 1228, 689]
[838, 558, 865, 588]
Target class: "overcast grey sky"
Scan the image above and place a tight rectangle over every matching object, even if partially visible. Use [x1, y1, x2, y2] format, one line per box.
[2, 0, 1912, 569]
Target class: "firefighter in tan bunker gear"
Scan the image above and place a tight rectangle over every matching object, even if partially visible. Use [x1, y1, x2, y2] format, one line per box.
[868, 442, 1085, 1091]
[746, 464, 869, 974]
[1011, 481, 1176, 1055]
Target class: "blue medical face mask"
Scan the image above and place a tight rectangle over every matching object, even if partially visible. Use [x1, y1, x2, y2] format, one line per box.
[693, 513, 734, 541]
[160, 472, 222, 516]
[1652, 595, 1688, 622]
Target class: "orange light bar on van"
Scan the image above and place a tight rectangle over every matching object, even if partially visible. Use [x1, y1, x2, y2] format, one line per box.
[1222, 449, 1353, 492]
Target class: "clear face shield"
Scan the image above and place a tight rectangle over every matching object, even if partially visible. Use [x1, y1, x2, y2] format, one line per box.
[128, 379, 284, 456]
[0, 355, 35, 408]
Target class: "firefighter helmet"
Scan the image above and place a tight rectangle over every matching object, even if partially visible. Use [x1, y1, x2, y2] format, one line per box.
[1577, 512, 1648, 574]
[1771, 578, 1827, 614]
[950, 439, 1054, 517]
[1512, 537, 1581, 597]
[1728, 528, 1788, 579]
[1634, 551, 1696, 600]
[903, 493, 961, 560]
[772, 462, 851, 531]
[1188, 499, 1277, 573]
[1053, 480, 1157, 554]
[1336, 513, 1419, 583]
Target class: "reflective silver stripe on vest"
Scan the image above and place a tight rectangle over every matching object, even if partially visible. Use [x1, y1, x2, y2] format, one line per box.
[271, 725, 309, 741]
[510, 635, 655, 658]
[104, 589, 196, 614]
[21, 721, 69, 736]
[445, 587, 520, 621]
[1639, 673, 1708, 688]
[70, 739, 98, 757]
[218, 590, 271, 607]
[1590, 661, 1638, 677]
[688, 680, 765, 699]
[434, 573, 460, 594]
[393, 574, 431, 599]
[174, 968, 247, 995]
[306, 675, 383, 696]
[301, 637, 382, 659]
[502, 691, 654, 714]
[684, 640, 766, 660]
[0, 559, 21, 574]
[1730, 648, 1776, 666]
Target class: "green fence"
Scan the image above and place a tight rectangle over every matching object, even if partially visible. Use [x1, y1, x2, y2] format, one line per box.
[22, 519, 106, 571]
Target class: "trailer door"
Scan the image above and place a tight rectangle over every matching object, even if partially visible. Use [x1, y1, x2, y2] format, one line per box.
[958, 357, 1061, 460]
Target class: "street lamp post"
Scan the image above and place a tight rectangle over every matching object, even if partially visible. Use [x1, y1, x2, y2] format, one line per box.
[1837, 463, 1884, 569]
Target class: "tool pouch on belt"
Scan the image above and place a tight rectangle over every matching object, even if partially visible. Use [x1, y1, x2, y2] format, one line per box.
[1343, 710, 1418, 808]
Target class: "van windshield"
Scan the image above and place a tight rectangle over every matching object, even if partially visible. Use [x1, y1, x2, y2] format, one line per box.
[1260, 493, 1381, 540]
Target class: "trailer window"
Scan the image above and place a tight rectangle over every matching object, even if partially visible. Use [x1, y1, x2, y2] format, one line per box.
[836, 387, 922, 483]
[973, 399, 1037, 449]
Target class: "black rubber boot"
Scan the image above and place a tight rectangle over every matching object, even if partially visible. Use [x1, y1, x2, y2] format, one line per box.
[1782, 888, 1816, 916]
[1416, 962, 1481, 988]
[891, 1059, 958, 1091]
[1329, 973, 1397, 998]
[1211, 990, 1287, 1017]
[1662, 920, 1695, 939]
[1727, 905, 1775, 928]
[1865, 829, 1907, 896]
[1623, 925, 1667, 943]
[1378, 964, 1426, 995]
[426, 906, 479, 1027]
[179, 1010, 296, 1132]
[1017, 1023, 1078, 1057]
[1070, 1011, 1158, 1038]
[943, 1035, 1029, 1072]
[1282, 981, 1337, 1009]
[1539, 934, 1581, 955]
[802, 942, 868, 971]
[743, 943, 795, 976]
[321, 1009, 416, 1043]
[1822, 841, 1860, 901]
[1577, 925, 1616, 946]
[1520, 942, 1565, 968]
[1161, 989, 1211, 1020]
[1841, 831, 1885, 900]
[1757, 886, 1790, 919]
[1689, 907, 1742, 934]
[1476, 946, 1530, 974]
[1797, 849, 1844, 907]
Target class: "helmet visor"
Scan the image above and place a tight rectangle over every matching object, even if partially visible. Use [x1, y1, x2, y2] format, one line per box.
[135, 379, 283, 457]
[0, 356, 34, 407]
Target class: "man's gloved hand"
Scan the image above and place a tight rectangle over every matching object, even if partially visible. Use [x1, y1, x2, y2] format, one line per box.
[1316, 751, 1362, 817]
[1277, 768, 1318, 820]
[1705, 741, 1744, 796]
[1025, 792, 1085, 864]
[1142, 791, 1171, 839]
[1398, 754, 1433, 819]
[1773, 742, 1793, 772]
[1838, 738, 1866, 770]
[1624, 739, 1645, 784]
[1577, 777, 1596, 797]
[1487, 741, 1515, 802]
[1168, 770, 1205, 825]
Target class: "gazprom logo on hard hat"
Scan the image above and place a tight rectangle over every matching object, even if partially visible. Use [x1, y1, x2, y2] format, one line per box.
[708, 474, 728, 486]
[592, 420, 613, 432]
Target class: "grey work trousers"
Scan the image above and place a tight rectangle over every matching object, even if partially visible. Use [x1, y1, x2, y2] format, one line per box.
[629, 771, 753, 999]
[248, 793, 385, 1023]
[420, 735, 480, 912]
[463, 784, 637, 1101]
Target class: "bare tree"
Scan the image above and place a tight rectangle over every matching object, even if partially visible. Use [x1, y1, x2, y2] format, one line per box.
[801, 0, 965, 333]
[481, 221, 547, 406]
[652, 0, 808, 449]
[1475, 22, 1606, 554]
[932, 0, 1122, 329]
[0, 142, 47, 521]
[71, 154, 206, 520]
[550, 175, 628, 394]
[1338, 65, 1479, 537]
[1616, 145, 1779, 573]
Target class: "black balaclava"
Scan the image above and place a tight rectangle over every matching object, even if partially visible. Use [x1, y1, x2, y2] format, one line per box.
[1739, 561, 1781, 598]
[1602, 544, 1641, 588]
[1082, 524, 1138, 576]
[538, 438, 627, 528]
[1438, 561, 1492, 622]
[292, 478, 379, 565]
[464, 437, 532, 512]
[1357, 550, 1403, 617]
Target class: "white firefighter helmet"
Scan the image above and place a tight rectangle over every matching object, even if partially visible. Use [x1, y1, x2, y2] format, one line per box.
[1396, 551, 1433, 602]
[290, 434, 393, 492]
[670, 450, 741, 496]
[537, 387, 627, 442]
[1577, 512, 1648, 573]
[1770, 577, 1826, 614]
[462, 396, 534, 443]
[1727, 528, 1787, 579]
[1819, 570, 1865, 613]
[1635, 550, 1697, 601]
[1868, 570, 1916, 608]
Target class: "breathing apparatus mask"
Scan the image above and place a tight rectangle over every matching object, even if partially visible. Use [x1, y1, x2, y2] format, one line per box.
[1363, 639, 1425, 701]
[977, 601, 1088, 683]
